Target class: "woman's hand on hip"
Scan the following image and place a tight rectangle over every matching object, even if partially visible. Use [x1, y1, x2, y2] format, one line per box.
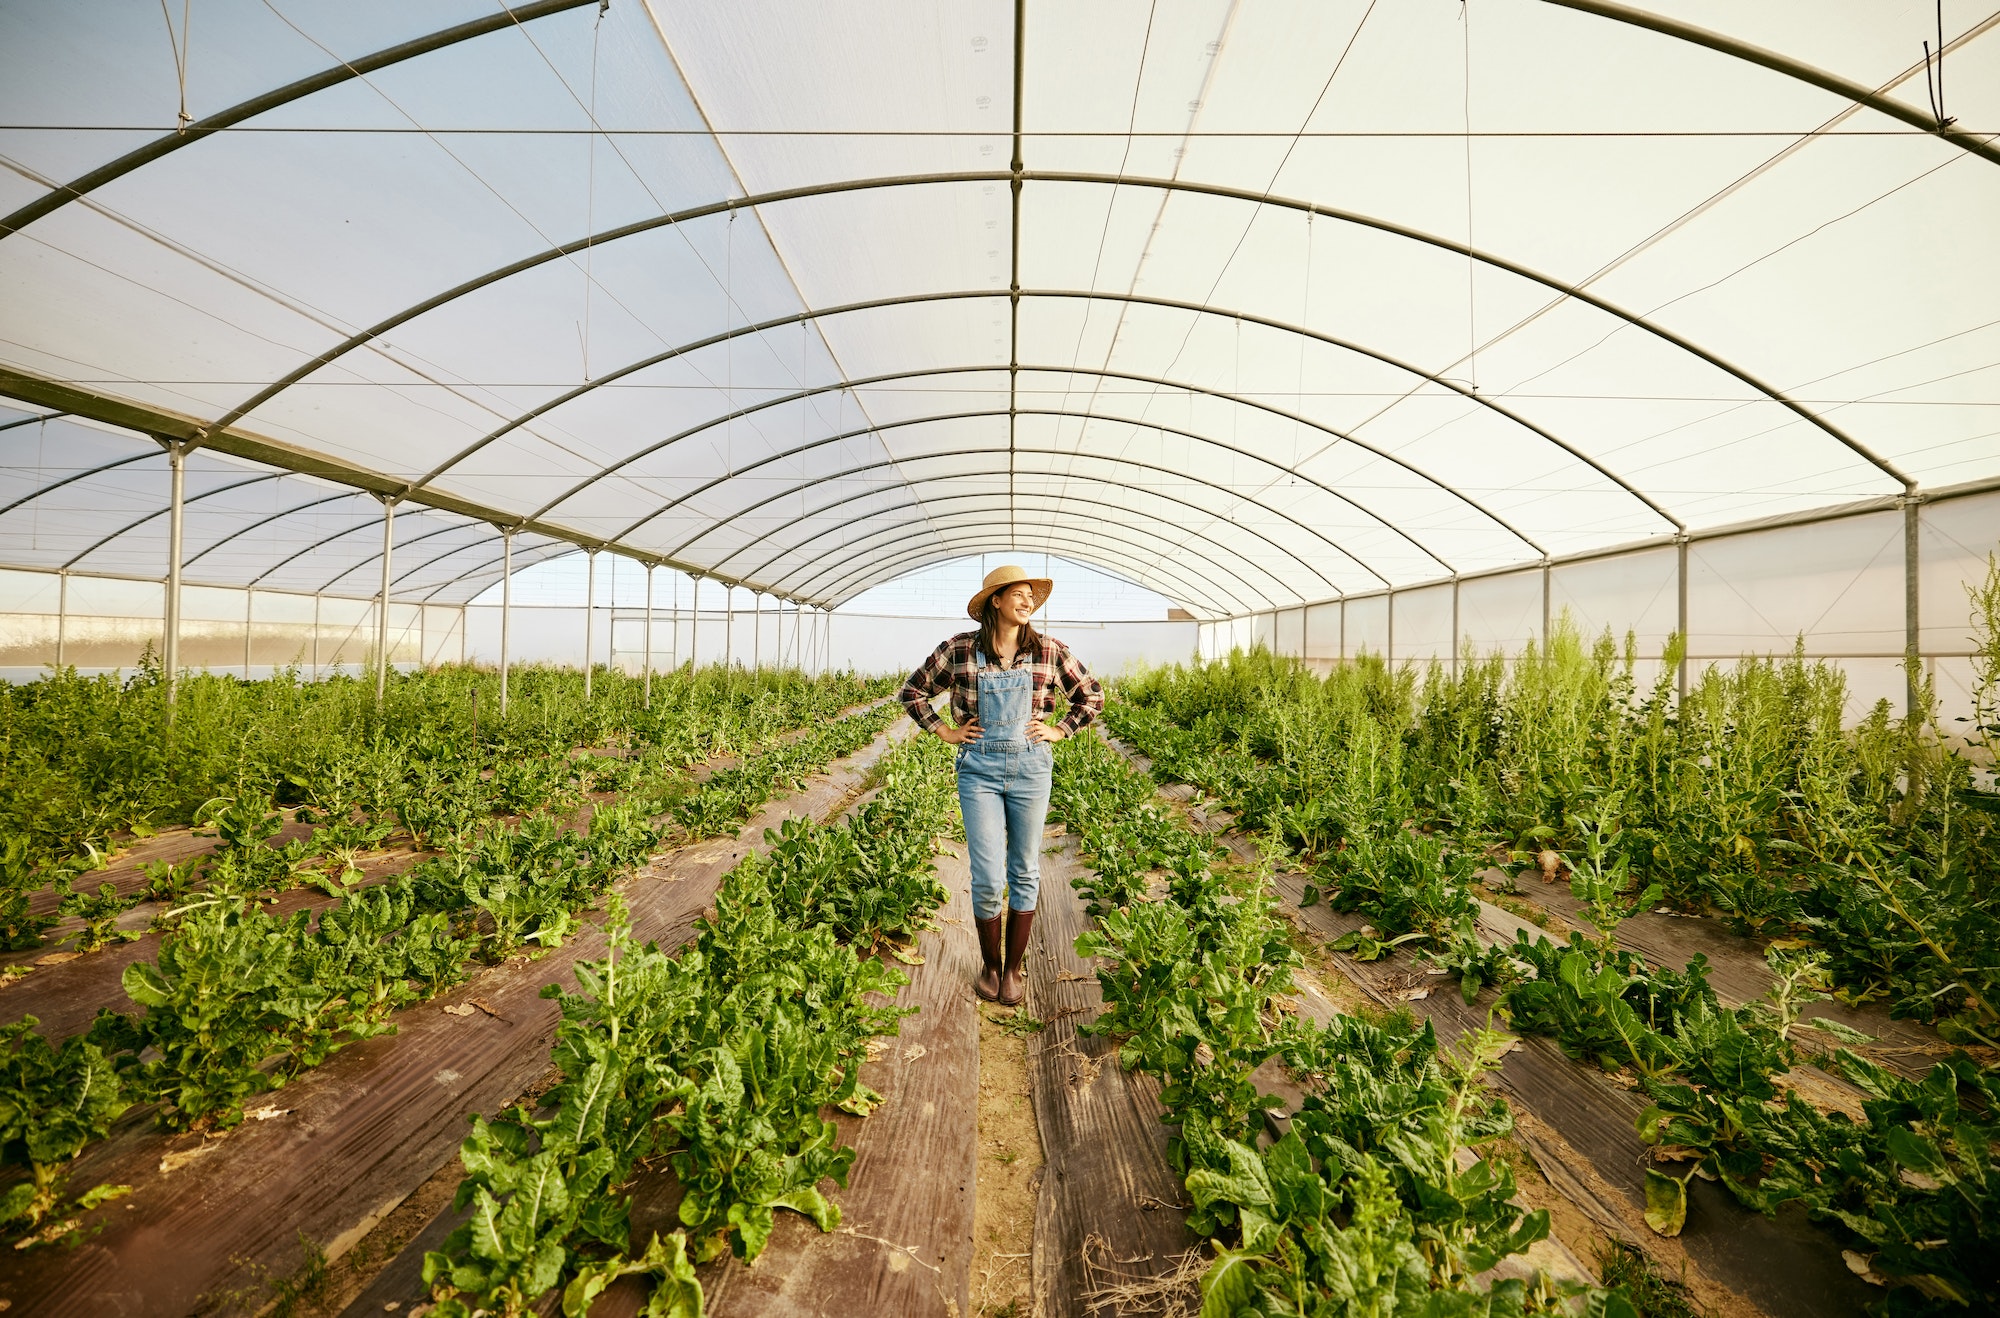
[937, 718, 981, 745]
[1028, 721, 1066, 745]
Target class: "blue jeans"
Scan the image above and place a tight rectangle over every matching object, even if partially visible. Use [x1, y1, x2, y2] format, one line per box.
[957, 740, 1053, 919]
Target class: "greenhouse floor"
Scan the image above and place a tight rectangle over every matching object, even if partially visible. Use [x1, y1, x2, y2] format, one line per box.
[0, 714, 1966, 1317]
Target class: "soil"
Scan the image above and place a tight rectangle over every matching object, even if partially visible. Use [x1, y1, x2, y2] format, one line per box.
[971, 1002, 1043, 1318]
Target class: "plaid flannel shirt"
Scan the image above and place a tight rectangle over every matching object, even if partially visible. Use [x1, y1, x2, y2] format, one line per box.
[899, 630, 1104, 738]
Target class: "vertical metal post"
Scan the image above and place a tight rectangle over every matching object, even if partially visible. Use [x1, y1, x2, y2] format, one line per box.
[583, 550, 596, 698]
[1540, 558, 1552, 654]
[375, 496, 395, 706]
[665, 568, 677, 673]
[753, 590, 762, 672]
[163, 443, 185, 717]
[643, 562, 654, 709]
[243, 586, 253, 678]
[1904, 493, 1922, 718]
[725, 586, 735, 669]
[1385, 589, 1395, 667]
[55, 569, 68, 669]
[1676, 535, 1690, 702]
[498, 529, 513, 717]
[1450, 575, 1461, 677]
[1339, 597, 1347, 662]
[690, 575, 702, 672]
[311, 592, 320, 681]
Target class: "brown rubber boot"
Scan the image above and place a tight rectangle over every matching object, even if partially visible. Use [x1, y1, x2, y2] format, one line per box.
[997, 907, 1036, 1007]
[974, 915, 1004, 1001]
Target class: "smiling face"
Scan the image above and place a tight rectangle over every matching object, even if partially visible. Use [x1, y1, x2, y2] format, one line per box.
[995, 581, 1039, 625]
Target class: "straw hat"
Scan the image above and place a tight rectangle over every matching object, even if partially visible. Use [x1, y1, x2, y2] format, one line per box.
[966, 564, 1053, 620]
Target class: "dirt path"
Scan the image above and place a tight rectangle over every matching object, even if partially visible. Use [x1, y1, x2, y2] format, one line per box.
[970, 998, 1041, 1318]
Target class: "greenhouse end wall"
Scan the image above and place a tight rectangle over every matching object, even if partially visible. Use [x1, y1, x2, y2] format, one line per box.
[1201, 485, 2000, 731]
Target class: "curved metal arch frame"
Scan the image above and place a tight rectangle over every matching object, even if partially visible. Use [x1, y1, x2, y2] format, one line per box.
[566, 374, 1441, 585]
[250, 502, 434, 589]
[0, 0, 598, 240]
[644, 430, 1369, 598]
[327, 517, 503, 597]
[460, 303, 1561, 552]
[403, 535, 576, 606]
[189, 170, 1907, 502]
[800, 515, 1242, 617]
[1542, 0, 2000, 168]
[506, 348, 1551, 555]
[0, 450, 158, 523]
[644, 410, 1409, 590]
[61, 472, 285, 572]
[715, 473, 1319, 600]
[0, 410, 68, 434]
[752, 501, 1264, 615]
[182, 490, 370, 569]
[813, 526, 1229, 617]
[367, 520, 570, 599]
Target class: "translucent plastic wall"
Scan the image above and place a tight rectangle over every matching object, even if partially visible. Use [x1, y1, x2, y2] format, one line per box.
[0, 566, 456, 684]
[1204, 483, 2000, 728]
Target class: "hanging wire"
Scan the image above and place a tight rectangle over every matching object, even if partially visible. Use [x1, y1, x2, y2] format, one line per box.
[158, 0, 194, 133]
[1923, 0, 1955, 129]
[1461, 0, 1478, 392]
[580, 0, 606, 381]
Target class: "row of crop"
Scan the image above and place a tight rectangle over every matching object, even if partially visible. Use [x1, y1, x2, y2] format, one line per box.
[1118, 560, 2000, 1038]
[420, 733, 960, 1318]
[0, 700, 900, 1243]
[1107, 693, 1999, 1315]
[2, 666, 893, 952]
[1046, 730, 1637, 1317]
[0, 658, 891, 879]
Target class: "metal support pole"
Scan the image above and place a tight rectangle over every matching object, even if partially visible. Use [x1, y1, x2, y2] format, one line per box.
[690, 575, 702, 672]
[1450, 575, 1461, 678]
[1904, 493, 1922, 718]
[1676, 534, 1690, 702]
[1385, 589, 1395, 668]
[311, 592, 320, 681]
[643, 562, 654, 709]
[1541, 558, 1552, 655]
[583, 550, 596, 697]
[499, 529, 513, 717]
[55, 569, 67, 669]
[1339, 597, 1347, 662]
[375, 496, 396, 705]
[243, 587, 253, 678]
[164, 443, 185, 716]
[725, 587, 735, 669]
[753, 590, 762, 673]
[665, 569, 677, 673]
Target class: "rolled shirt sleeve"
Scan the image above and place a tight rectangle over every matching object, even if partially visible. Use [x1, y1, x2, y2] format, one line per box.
[1053, 643, 1104, 735]
[899, 639, 954, 733]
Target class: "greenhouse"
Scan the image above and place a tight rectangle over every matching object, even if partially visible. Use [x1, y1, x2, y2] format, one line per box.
[1, 1, 1997, 1315]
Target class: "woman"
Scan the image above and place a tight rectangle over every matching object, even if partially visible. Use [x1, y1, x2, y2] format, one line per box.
[900, 565, 1104, 1006]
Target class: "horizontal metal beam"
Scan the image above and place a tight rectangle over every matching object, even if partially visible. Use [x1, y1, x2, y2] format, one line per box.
[0, 0, 598, 240]
[1542, 0, 2000, 168]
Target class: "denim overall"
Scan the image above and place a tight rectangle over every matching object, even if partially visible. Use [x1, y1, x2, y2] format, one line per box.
[956, 648, 1053, 919]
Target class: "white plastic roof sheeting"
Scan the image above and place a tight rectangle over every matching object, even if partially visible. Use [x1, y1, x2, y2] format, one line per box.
[1, 0, 1996, 619]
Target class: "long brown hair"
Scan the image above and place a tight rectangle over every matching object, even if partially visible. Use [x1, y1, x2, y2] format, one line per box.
[976, 589, 1040, 666]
